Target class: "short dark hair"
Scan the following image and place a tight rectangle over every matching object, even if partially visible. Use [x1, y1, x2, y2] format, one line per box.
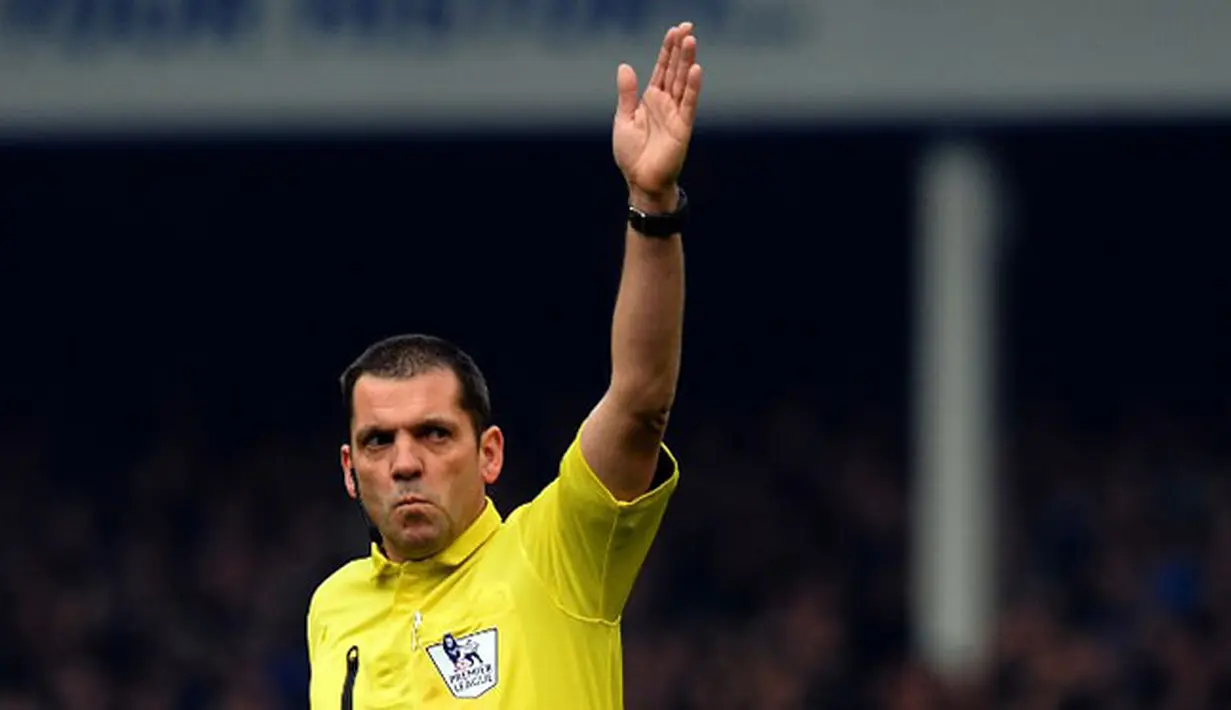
[340, 334, 492, 440]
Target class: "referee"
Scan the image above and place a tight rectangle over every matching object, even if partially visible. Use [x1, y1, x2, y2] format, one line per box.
[307, 22, 703, 709]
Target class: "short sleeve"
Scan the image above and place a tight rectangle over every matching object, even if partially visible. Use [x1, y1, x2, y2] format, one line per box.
[510, 428, 679, 622]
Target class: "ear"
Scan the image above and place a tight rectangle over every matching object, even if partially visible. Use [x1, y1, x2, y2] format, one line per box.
[340, 443, 358, 499]
[478, 426, 504, 486]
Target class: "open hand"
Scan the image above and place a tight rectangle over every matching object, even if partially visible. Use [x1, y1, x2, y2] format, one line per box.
[613, 23, 704, 212]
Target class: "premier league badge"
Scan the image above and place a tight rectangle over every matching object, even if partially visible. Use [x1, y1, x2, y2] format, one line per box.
[426, 629, 499, 698]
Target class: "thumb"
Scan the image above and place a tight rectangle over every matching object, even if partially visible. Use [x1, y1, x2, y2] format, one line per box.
[616, 63, 638, 118]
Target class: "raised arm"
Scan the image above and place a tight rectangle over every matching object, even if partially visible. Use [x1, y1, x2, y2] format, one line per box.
[580, 23, 703, 502]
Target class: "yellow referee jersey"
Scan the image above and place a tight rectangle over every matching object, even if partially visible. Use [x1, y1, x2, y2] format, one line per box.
[307, 429, 679, 709]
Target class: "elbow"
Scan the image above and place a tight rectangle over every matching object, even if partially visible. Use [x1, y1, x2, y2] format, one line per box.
[609, 379, 676, 437]
[635, 403, 672, 438]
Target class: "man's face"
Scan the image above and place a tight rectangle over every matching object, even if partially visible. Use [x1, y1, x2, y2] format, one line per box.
[341, 369, 503, 562]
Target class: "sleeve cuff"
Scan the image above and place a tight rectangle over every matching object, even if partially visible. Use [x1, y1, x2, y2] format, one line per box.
[562, 426, 681, 510]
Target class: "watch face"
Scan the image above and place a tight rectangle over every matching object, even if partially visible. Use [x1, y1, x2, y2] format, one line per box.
[627, 188, 687, 237]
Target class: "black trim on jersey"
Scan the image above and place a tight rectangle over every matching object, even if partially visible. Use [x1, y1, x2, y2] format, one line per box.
[341, 645, 359, 710]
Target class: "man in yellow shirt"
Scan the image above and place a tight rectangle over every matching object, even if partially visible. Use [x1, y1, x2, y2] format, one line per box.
[307, 22, 703, 709]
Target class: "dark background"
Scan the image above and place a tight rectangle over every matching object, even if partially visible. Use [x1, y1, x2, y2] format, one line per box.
[0, 121, 1229, 708]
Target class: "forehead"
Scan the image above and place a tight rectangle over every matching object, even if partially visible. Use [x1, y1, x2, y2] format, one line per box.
[351, 370, 465, 424]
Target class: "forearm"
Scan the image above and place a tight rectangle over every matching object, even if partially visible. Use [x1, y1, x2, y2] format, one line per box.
[607, 189, 685, 420]
[581, 21, 698, 497]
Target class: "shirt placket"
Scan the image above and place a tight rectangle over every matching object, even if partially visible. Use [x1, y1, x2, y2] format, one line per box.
[395, 569, 428, 708]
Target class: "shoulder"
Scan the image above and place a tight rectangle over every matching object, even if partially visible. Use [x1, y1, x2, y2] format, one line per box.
[308, 557, 371, 621]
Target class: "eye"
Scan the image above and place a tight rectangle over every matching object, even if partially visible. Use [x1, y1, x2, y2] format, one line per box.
[364, 431, 393, 448]
[423, 426, 450, 442]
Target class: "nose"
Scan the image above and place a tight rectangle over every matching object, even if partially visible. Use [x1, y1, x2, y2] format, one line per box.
[391, 436, 424, 481]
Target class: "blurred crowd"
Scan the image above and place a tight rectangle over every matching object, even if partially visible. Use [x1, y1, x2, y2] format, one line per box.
[2, 396, 1230, 710]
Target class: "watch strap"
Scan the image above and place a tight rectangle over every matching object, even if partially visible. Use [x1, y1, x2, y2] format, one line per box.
[627, 187, 689, 238]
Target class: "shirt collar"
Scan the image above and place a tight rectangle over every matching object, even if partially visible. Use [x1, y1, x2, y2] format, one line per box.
[369, 497, 502, 580]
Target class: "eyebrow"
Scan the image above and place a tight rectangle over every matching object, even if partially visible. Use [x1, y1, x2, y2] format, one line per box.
[354, 416, 458, 442]
[416, 416, 457, 431]
[354, 425, 388, 443]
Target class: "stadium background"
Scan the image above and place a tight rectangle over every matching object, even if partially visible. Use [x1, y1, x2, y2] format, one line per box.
[2, 3, 1231, 709]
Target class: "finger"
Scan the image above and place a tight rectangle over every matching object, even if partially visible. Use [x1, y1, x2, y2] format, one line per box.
[665, 23, 693, 100]
[649, 27, 678, 90]
[672, 35, 697, 103]
[678, 64, 703, 128]
[662, 31, 683, 95]
[615, 63, 639, 119]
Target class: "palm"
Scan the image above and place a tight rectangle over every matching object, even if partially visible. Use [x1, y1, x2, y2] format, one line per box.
[613, 24, 704, 198]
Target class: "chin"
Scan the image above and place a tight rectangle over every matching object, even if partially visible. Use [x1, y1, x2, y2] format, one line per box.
[392, 523, 447, 556]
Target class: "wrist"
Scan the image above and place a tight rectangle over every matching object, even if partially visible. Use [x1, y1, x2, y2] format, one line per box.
[628, 185, 680, 214]
[627, 186, 689, 238]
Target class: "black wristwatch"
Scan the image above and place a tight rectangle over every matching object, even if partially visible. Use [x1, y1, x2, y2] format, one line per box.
[627, 187, 689, 238]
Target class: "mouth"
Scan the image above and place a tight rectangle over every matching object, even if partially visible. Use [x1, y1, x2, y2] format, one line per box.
[394, 496, 432, 510]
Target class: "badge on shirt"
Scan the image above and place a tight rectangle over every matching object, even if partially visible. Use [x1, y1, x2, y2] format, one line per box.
[426, 629, 499, 698]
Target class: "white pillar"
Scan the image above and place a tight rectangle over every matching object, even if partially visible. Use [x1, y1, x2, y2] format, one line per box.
[911, 140, 1001, 683]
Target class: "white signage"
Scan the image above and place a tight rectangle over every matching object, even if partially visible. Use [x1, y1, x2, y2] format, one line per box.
[1, 0, 1230, 135]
